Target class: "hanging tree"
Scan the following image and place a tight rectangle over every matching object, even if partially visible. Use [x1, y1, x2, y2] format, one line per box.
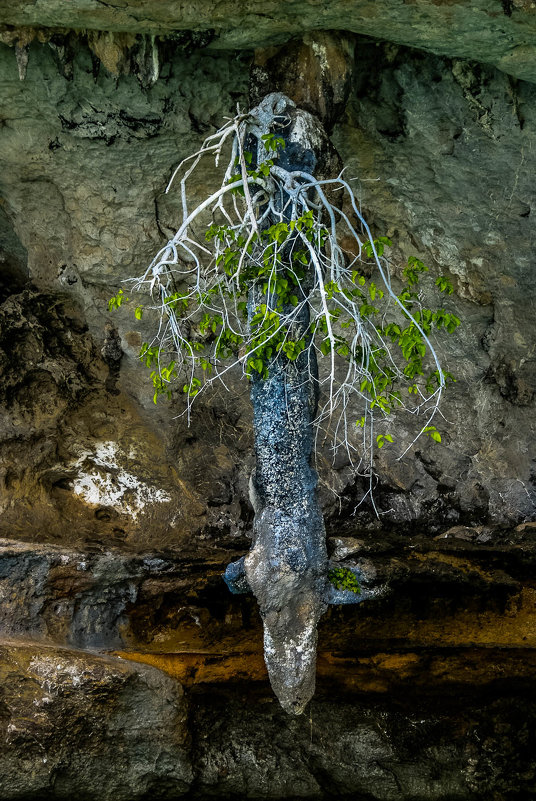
[110, 93, 459, 714]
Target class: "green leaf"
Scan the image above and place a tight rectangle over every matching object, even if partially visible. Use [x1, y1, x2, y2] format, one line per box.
[328, 567, 361, 594]
[435, 276, 454, 294]
[422, 425, 442, 443]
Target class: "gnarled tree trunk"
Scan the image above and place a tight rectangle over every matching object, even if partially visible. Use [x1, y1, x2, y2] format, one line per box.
[244, 95, 336, 714]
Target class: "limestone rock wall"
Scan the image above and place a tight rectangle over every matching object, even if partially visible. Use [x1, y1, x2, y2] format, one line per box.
[2, 0, 536, 82]
[333, 41, 536, 529]
[0, 642, 191, 800]
[0, 33, 534, 543]
[0, 14, 534, 801]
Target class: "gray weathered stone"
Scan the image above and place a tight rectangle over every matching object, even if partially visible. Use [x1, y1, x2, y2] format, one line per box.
[0, 642, 191, 801]
[2, 0, 536, 84]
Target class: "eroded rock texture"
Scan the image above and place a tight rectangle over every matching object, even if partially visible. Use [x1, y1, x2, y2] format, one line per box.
[0, 10, 534, 800]
[2, 0, 536, 81]
[0, 527, 535, 798]
[0, 642, 191, 800]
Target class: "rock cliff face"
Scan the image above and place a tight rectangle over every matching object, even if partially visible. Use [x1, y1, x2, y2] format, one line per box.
[2, 0, 536, 82]
[0, 3, 535, 798]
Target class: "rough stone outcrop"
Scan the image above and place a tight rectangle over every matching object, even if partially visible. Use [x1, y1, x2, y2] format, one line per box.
[2, 0, 536, 84]
[0, 289, 252, 551]
[191, 688, 535, 801]
[0, 642, 191, 801]
[2, 526, 536, 666]
[0, 32, 534, 538]
[0, 10, 534, 799]
[1, 527, 536, 798]
[329, 41, 536, 530]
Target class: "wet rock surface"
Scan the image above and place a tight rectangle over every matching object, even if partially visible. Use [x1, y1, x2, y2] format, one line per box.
[1, 638, 534, 800]
[1, 526, 536, 662]
[0, 289, 253, 551]
[0, 528, 535, 799]
[189, 688, 535, 801]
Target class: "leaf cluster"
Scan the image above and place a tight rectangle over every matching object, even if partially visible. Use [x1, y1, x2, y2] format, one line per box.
[328, 567, 361, 594]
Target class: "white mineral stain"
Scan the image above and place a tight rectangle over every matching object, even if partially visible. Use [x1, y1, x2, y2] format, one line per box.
[311, 41, 328, 75]
[29, 657, 89, 692]
[70, 441, 171, 519]
[92, 441, 120, 469]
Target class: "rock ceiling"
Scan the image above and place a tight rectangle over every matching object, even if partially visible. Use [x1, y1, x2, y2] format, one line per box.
[1, 0, 536, 83]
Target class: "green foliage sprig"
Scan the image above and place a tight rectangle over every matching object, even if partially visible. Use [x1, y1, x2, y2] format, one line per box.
[328, 567, 361, 594]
